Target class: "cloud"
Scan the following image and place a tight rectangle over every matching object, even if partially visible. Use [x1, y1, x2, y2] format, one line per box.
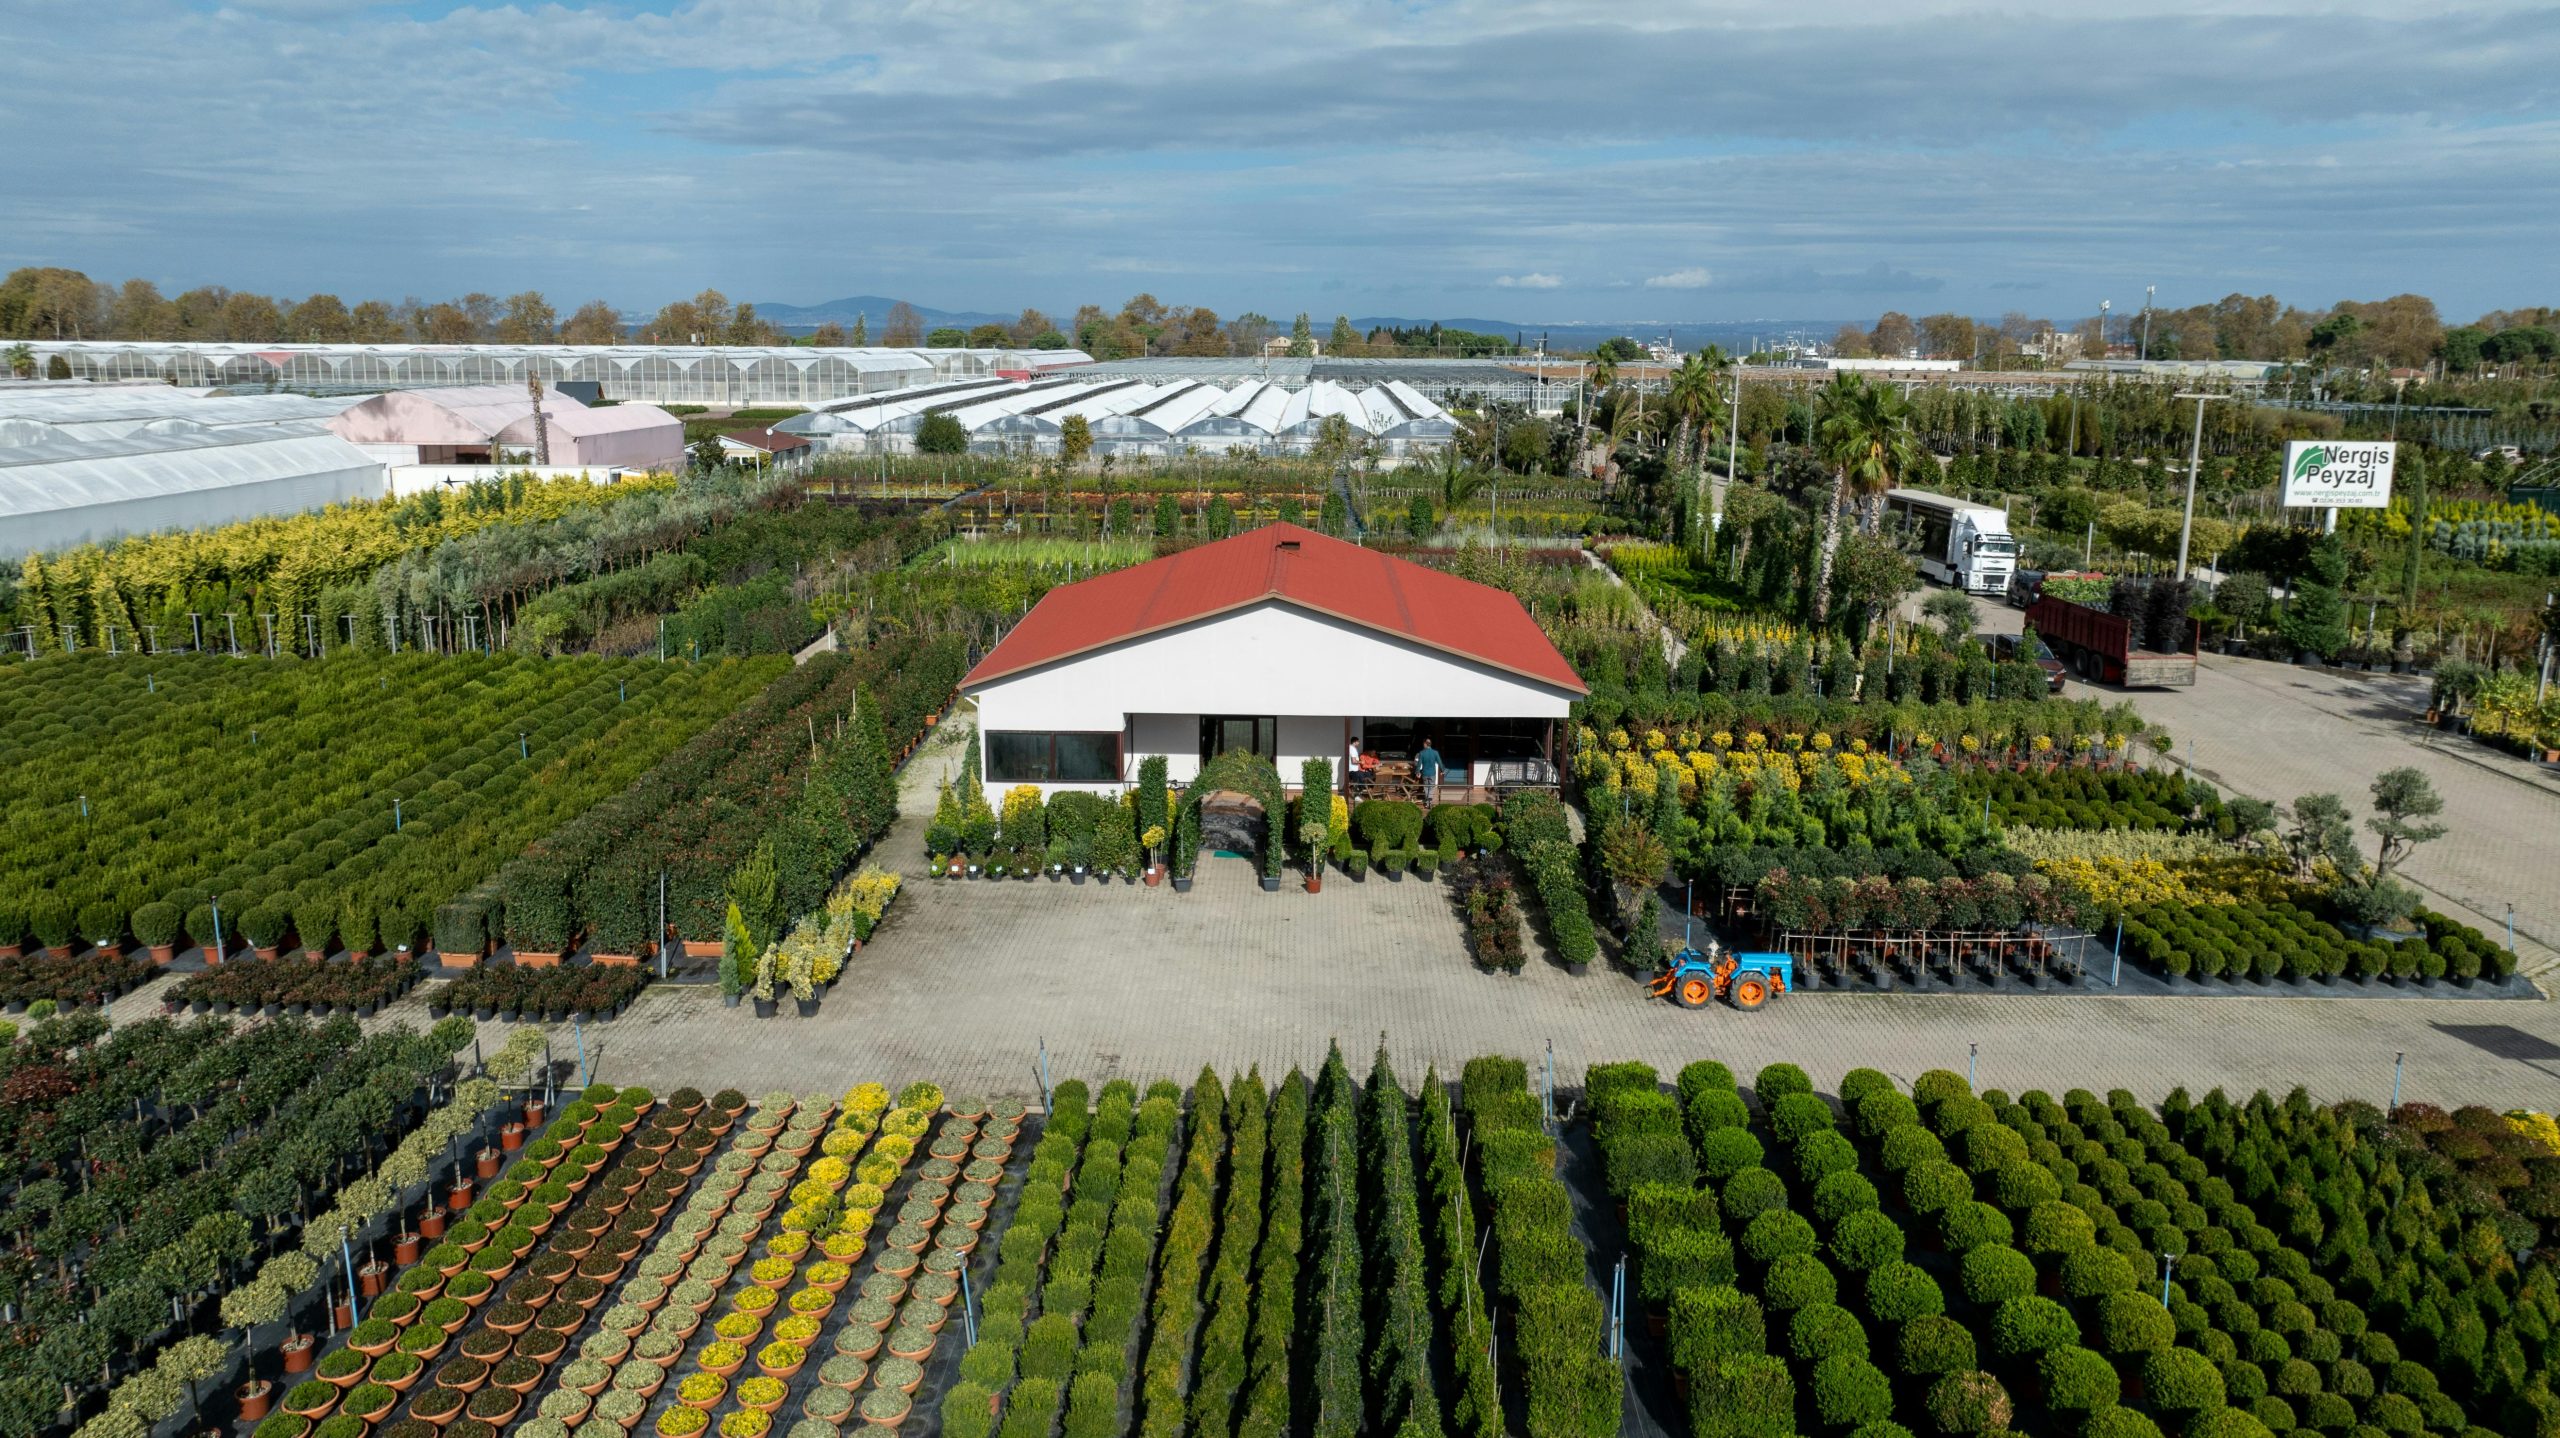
[3, 1, 2558, 321]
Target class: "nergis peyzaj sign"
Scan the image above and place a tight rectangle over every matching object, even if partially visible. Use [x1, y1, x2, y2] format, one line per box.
[2281, 439, 2396, 508]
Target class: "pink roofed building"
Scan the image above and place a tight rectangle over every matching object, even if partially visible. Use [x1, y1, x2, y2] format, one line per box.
[326, 384, 683, 469]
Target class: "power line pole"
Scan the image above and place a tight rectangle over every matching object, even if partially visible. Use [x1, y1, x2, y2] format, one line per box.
[2171, 391, 2226, 581]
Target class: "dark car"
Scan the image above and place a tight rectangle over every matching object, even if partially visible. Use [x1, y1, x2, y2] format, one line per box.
[1988, 631, 2067, 692]
[2005, 569, 2046, 608]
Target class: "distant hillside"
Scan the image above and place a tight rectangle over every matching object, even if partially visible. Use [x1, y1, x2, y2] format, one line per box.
[753, 295, 1018, 332]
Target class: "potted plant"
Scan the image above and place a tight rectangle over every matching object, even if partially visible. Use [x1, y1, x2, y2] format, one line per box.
[133, 901, 183, 964]
[655, 1408, 709, 1438]
[858, 1389, 910, 1432]
[238, 1379, 277, 1420]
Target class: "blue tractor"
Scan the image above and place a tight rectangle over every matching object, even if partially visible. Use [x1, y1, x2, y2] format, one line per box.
[1647, 941, 1793, 1011]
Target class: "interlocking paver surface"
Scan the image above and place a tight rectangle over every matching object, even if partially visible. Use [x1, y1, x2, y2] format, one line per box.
[124, 658, 2555, 1111]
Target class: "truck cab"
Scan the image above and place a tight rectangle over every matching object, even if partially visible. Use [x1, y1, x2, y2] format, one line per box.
[1951, 510, 2017, 596]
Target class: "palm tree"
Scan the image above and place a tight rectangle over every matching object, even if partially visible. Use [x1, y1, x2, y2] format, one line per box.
[1808, 374, 1924, 627]
[1664, 347, 1731, 548]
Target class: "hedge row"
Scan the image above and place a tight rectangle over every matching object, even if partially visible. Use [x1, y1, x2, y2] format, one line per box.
[1235, 1073, 1308, 1438]
[1419, 1075, 1504, 1438]
[1502, 792, 1598, 966]
[1059, 1081, 1184, 1438]
[1182, 1071, 1270, 1437]
[1304, 1048, 1365, 1437]
[1461, 1055, 1617, 1438]
[948, 1080, 1093, 1438]
[1136, 1071, 1229, 1438]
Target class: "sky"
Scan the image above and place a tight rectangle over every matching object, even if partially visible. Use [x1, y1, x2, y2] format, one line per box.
[3, 0, 2556, 327]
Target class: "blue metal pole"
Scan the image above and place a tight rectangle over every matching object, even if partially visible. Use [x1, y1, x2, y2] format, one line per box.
[393, 798, 402, 832]
[1039, 1037, 1051, 1110]
[1967, 1042, 1978, 1087]
[342, 1233, 361, 1327]
[2390, 1051, 2404, 1111]
[2160, 1253, 2172, 1307]
[960, 1265, 978, 1347]
[210, 899, 224, 962]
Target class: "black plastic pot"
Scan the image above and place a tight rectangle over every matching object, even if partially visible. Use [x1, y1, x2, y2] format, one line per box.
[1171, 876, 1192, 893]
[721, 992, 741, 1008]
[475, 1004, 498, 1021]
[796, 998, 820, 1018]
[1260, 875, 1282, 892]
[753, 998, 779, 1018]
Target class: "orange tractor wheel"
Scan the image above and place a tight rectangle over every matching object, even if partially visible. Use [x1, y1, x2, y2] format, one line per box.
[1731, 975, 1769, 1010]
[1675, 975, 1713, 1009]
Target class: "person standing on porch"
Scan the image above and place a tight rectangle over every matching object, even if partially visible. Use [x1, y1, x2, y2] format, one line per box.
[1415, 737, 1443, 800]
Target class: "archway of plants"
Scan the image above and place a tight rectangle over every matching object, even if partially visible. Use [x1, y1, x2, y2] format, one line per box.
[1175, 750, 1288, 881]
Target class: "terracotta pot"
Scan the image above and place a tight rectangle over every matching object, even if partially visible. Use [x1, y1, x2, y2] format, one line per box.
[448, 1181, 477, 1212]
[420, 1210, 448, 1240]
[394, 1232, 423, 1265]
[476, 1148, 503, 1180]
[238, 1382, 275, 1420]
[360, 1260, 392, 1297]
[150, 943, 177, 964]
[515, 951, 562, 968]
[255, 946, 281, 961]
[704, 1356, 743, 1379]
[501, 1123, 525, 1152]
[524, 1098, 548, 1127]
[354, 1330, 398, 1358]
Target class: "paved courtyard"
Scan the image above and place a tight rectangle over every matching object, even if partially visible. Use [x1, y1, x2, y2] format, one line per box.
[1921, 589, 2560, 973]
[103, 657, 2560, 1111]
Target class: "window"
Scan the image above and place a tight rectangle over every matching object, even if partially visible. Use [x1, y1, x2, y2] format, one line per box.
[986, 731, 1120, 783]
[1198, 716, 1275, 763]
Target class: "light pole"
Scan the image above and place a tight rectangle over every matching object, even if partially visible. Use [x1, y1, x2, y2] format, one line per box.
[2140, 286, 2154, 361]
[2171, 391, 2225, 581]
[2098, 300, 2110, 359]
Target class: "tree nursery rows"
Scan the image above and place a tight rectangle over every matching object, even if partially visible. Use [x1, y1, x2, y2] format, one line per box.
[8, 1014, 2558, 1438]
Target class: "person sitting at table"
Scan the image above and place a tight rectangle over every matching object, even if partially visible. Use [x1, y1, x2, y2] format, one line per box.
[1415, 737, 1443, 799]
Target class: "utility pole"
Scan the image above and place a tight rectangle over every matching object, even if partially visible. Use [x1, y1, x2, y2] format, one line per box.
[2171, 392, 2225, 581]
[527, 368, 551, 467]
[2098, 300, 2110, 358]
[2140, 285, 2155, 362]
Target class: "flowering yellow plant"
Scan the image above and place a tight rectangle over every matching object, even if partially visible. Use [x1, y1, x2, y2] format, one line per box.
[772, 1316, 822, 1345]
[843, 1183, 886, 1213]
[2507, 1111, 2560, 1157]
[766, 1231, 809, 1259]
[732, 1286, 778, 1315]
[843, 1083, 890, 1117]
[807, 1156, 851, 1188]
[718, 1410, 771, 1438]
[712, 1313, 761, 1342]
[679, 1373, 728, 1405]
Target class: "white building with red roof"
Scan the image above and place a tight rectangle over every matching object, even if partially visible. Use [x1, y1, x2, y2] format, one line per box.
[960, 523, 1585, 800]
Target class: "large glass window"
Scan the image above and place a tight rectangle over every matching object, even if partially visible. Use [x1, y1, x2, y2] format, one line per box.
[987, 731, 1120, 784]
[1198, 716, 1276, 763]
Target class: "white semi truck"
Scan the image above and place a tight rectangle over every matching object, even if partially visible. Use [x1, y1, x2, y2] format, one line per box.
[1884, 488, 2018, 595]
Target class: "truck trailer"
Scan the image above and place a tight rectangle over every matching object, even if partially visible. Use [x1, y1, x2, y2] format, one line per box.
[2026, 591, 2200, 687]
[1884, 488, 2018, 595]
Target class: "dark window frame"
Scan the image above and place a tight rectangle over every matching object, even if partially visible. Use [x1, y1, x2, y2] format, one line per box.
[985, 730, 1124, 784]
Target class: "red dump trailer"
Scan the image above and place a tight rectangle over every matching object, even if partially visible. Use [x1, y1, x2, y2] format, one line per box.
[2027, 593, 2199, 687]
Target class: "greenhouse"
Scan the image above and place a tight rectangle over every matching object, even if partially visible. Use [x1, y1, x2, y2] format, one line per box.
[0, 422, 383, 562]
[19, 341, 1094, 405]
[769, 376, 1459, 461]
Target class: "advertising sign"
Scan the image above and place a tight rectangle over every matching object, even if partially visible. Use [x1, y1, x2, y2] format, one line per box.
[2282, 440, 2395, 508]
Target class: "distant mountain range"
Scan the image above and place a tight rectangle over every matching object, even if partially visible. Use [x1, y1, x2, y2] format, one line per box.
[751, 295, 1017, 332]
[752, 296, 1850, 354]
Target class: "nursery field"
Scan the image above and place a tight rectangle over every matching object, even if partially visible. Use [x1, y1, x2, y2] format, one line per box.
[0, 652, 782, 963]
[18, 1010, 2557, 1438]
[1585, 1056, 2557, 1438]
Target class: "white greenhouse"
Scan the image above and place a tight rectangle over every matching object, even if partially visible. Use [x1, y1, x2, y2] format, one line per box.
[20, 342, 1095, 406]
[0, 421, 384, 560]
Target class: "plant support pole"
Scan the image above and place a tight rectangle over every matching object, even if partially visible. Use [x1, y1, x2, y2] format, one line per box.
[2390, 1050, 2404, 1111]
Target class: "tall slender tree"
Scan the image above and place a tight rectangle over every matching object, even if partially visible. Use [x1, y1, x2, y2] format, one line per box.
[1808, 373, 1924, 626]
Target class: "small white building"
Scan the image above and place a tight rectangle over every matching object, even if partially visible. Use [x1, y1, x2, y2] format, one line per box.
[961, 524, 1585, 801]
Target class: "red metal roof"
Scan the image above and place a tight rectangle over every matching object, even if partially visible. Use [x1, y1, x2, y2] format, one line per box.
[962, 523, 1586, 693]
[721, 426, 809, 453]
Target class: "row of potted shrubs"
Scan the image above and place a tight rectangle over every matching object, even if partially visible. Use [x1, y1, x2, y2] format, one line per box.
[432, 965, 655, 1023]
[171, 955, 424, 1017]
[2120, 901, 2517, 985]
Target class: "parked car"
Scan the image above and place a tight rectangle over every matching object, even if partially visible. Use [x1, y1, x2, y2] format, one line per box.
[1987, 631, 2068, 692]
[2005, 569, 2046, 608]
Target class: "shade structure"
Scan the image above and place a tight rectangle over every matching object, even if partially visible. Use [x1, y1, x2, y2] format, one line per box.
[0, 421, 384, 560]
